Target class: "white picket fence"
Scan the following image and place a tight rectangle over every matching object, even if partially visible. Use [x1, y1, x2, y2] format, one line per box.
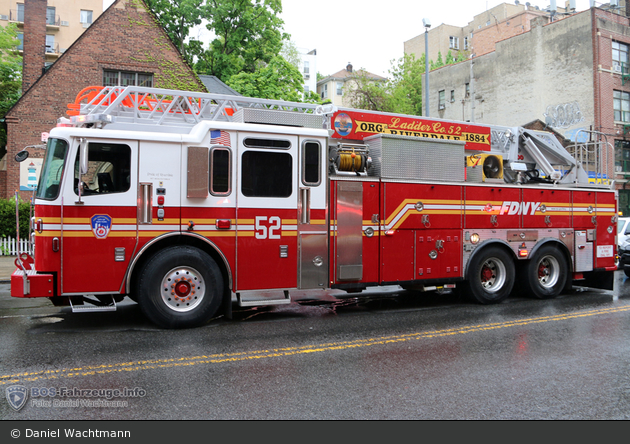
[0, 237, 34, 256]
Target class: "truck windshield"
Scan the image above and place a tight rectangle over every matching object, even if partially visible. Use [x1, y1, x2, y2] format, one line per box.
[35, 138, 68, 200]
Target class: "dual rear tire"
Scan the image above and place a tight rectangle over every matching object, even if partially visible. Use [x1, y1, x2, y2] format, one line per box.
[464, 243, 568, 304]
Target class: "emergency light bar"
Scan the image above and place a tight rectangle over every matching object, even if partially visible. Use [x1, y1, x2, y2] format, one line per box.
[69, 114, 115, 126]
[315, 104, 337, 115]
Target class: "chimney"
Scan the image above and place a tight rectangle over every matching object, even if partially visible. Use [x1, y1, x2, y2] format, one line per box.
[346, 62, 353, 73]
[22, 0, 47, 93]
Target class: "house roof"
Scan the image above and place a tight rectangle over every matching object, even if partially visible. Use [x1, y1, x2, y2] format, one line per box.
[317, 64, 387, 86]
[6, 0, 203, 118]
[198, 75, 242, 96]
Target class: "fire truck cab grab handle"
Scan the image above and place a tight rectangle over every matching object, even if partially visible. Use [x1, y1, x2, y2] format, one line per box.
[75, 138, 89, 205]
[300, 188, 311, 224]
[138, 183, 153, 224]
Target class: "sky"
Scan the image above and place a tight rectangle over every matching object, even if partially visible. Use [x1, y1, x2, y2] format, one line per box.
[104, 0, 597, 78]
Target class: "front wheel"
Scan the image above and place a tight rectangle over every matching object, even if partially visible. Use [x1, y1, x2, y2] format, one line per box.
[464, 246, 515, 304]
[522, 244, 568, 299]
[137, 246, 224, 329]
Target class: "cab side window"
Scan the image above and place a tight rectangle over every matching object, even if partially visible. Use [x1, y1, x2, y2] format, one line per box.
[74, 143, 131, 195]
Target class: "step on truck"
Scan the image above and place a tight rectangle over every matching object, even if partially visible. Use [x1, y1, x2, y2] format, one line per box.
[11, 85, 619, 328]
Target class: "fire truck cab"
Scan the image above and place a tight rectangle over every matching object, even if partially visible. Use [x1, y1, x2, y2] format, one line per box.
[11, 86, 619, 329]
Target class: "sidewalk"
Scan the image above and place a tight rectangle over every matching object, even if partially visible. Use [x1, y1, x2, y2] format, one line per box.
[0, 256, 18, 283]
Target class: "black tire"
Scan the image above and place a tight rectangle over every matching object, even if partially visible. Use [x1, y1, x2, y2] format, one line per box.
[522, 244, 568, 299]
[624, 264, 630, 279]
[137, 246, 224, 329]
[464, 246, 515, 304]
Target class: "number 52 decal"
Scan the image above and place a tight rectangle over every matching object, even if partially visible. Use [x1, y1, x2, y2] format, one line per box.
[255, 216, 282, 239]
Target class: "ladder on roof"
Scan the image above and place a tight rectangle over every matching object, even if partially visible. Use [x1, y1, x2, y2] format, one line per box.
[65, 85, 328, 127]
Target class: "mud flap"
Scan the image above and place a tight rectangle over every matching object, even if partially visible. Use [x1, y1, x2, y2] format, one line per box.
[576, 270, 614, 291]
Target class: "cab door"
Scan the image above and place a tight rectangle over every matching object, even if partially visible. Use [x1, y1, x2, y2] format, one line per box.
[297, 137, 328, 289]
[60, 139, 138, 294]
[235, 133, 299, 291]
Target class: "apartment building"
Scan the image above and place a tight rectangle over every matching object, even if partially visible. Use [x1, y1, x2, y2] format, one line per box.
[0, 0, 103, 67]
[407, 3, 630, 213]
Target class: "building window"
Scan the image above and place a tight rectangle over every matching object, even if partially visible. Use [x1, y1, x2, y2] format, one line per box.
[614, 90, 630, 123]
[46, 6, 57, 26]
[80, 10, 93, 25]
[615, 140, 630, 173]
[45, 35, 55, 53]
[464, 37, 469, 50]
[304, 85, 310, 95]
[303, 60, 309, 75]
[336, 82, 343, 96]
[465, 83, 470, 98]
[450, 90, 455, 102]
[449, 36, 459, 50]
[321, 83, 328, 99]
[613, 41, 629, 73]
[103, 70, 153, 87]
[438, 90, 445, 109]
[17, 33, 23, 51]
[16, 3, 24, 22]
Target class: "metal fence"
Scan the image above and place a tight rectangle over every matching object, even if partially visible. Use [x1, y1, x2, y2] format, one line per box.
[0, 238, 34, 256]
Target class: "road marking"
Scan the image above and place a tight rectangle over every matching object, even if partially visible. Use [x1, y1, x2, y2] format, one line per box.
[2, 304, 630, 385]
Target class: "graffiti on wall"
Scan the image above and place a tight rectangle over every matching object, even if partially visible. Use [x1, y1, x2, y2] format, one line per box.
[543, 101, 584, 129]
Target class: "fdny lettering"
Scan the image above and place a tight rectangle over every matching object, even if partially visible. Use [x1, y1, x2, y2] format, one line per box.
[498, 201, 541, 215]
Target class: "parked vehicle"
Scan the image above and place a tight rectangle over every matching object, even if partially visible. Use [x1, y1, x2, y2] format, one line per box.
[10, 85, 619, 328]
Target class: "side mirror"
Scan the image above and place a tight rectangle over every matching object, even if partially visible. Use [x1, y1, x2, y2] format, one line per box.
[15, 150, 29, 162]
[79, 138, 89, 175]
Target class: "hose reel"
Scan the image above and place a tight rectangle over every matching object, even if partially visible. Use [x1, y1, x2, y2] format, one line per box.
[332, 143, 371, 174]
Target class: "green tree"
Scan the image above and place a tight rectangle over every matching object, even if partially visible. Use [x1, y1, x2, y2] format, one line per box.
[280, 39, 301, 69]
[0, 197, 30, 240]
[445, 50, 455, 65]
[194, 0, 286, 82]
[344, 54, 424, 115]
[0, 23, 22, 156]
[226, 56, 304, 102]
[144, 0, 204, 64]
[343, 68, 389, 111]
[430, 51, 444, 70]
[387, 53, 424, 116]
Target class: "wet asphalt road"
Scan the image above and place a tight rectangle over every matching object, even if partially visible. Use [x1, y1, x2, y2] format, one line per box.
[1, 273, 630, 420]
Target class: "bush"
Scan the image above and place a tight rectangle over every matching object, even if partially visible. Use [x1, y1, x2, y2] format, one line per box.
[0, 197, 32, 239]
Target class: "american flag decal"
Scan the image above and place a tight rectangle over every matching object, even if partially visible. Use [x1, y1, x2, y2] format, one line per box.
[210, 130, 231, 147]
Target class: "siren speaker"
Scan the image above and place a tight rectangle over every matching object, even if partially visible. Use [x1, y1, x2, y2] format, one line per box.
[482, 155, 503, 180]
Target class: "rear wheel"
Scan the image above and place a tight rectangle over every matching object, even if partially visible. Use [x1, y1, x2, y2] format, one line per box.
[464, 246, 515, 304]
[522, 244, 567, 299]
[137, 246, 224, 329]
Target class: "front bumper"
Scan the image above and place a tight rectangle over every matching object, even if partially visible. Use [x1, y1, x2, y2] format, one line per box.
[11, 268, 54, 298]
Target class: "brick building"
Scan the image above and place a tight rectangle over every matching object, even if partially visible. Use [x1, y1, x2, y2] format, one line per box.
[0, 0, 104, 67]
[2, 0, 205, 200]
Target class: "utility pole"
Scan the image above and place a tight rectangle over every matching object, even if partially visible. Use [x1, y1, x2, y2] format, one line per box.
[423, 18, 431, 117]
[470, 55, 475, 122]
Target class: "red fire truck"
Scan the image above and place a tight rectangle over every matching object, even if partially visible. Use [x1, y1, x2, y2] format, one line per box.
[11, 85, 618, 328]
